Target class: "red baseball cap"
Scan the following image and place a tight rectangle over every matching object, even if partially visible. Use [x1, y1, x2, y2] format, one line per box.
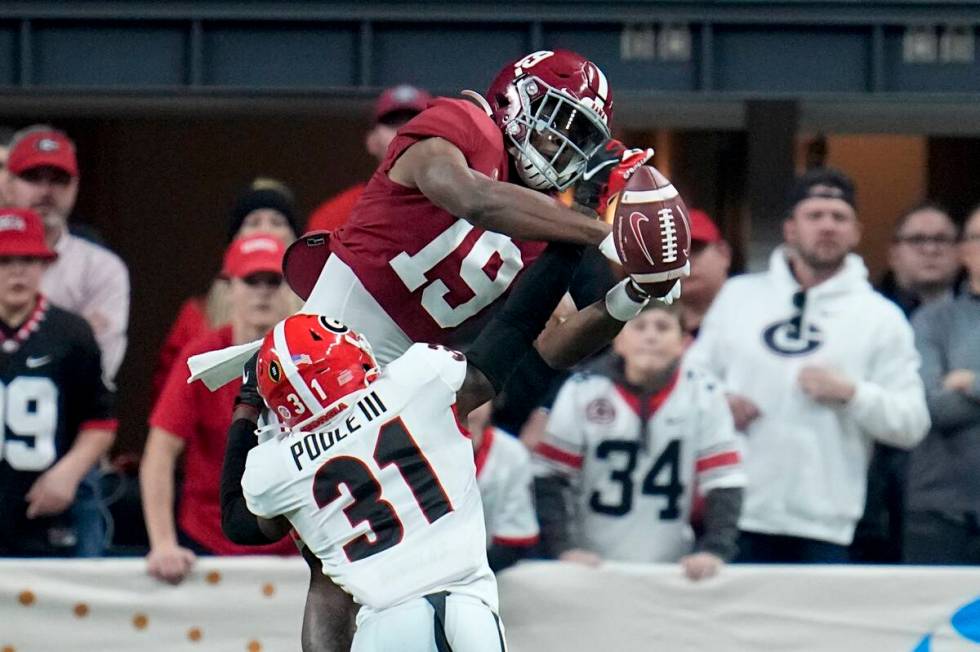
[374, 85, 431, 124]
[7, 129, 79, 178]
[0, 208, 57, 260]
[689, 208, 722, 244]
[221, 234, 285, 279]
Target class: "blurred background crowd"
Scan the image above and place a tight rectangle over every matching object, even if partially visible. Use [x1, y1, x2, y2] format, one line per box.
[1, 77, 977, 581]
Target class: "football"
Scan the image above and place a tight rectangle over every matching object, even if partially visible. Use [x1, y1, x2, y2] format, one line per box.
[607, 165, 691, 295]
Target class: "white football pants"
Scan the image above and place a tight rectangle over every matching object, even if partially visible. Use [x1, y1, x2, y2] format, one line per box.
[303, 253, 413, 365]
[352, 592, 506, 652]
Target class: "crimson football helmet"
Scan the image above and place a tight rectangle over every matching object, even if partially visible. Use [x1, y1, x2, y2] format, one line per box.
[486, 49, 613, 192]
[257, 314, 380, 430]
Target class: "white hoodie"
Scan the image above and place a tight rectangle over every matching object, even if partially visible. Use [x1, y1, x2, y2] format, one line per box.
[686, 247, 929, 545]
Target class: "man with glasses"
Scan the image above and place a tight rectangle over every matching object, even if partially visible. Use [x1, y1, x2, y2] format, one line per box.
[687, 168, 930, 563]
[880, 202, 961, 317]
[905, 207, 980, 564]
[853, 202, 961, 563]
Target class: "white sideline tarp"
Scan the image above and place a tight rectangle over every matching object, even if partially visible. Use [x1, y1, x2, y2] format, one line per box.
[498, 561, 980, 652]
[2, 558, 980, 651]
[0, 557, 308, 651]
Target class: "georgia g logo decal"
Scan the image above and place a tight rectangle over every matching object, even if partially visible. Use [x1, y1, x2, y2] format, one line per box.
[762, 316, 823, 356]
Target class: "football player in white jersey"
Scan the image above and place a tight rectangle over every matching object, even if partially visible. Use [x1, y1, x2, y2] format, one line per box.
[467, 401, 540, 571]
[534, 302, 746, 581]
[218, 238, 657, 651]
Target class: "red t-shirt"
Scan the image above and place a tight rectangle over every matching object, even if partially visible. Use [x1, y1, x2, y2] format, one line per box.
[150, 326, 297, 556]
[330, 98, 545, 343]
[307, 183, 366, 233]
[152, 297, 209, 403]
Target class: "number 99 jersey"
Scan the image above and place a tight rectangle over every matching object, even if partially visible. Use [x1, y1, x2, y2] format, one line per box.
[243, 344, 496, 613]
[0, 301, 115, 551]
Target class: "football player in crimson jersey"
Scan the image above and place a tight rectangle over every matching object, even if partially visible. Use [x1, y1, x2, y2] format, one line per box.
[220, 237, 593, 651]
[212, 50, 681, 652]
[188, 48, 667, 390]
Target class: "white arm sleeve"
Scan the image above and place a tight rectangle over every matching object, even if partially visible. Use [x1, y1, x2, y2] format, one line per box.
[844, 310, 931, 449]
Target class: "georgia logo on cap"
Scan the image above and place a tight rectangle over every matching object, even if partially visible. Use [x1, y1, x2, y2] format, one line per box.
[240, 237, 279, 254]
[392, 85, 419, 102]
[0, 214, 27, 232]
[35, 138, 61, 152]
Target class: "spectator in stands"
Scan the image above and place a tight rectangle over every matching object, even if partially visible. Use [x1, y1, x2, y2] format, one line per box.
[679, 209, 732, 338]
[853, 202, 961, 563]
[152, 178, 299, 400]
[306, 85, 431, 232]
[2, 125, 130, 380]
[0, 126, 15, 206]
[466, 401, 540, 571]
[3, 125, 130, 556]
[0, 208, 116, 557]
[687, 168, 929, 563]
[141, 235, 298, 584]
[879, 202, 961, 317]
[905, 206, 980, 564]
[534, 302, 745, 581]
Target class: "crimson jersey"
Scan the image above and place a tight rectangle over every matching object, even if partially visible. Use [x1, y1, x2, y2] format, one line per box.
[330, 98, 546, 344]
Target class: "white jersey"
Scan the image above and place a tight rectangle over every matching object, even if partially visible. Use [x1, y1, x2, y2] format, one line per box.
[686, 248, 929, 544]
[534, 365, 746, 563]
[475, 427, 540, 548]
[243, 344, 497, 613]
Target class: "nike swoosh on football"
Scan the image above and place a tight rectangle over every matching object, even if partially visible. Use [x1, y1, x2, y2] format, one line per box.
[25, 355, 53, 369]
[628, 212, 658, 266]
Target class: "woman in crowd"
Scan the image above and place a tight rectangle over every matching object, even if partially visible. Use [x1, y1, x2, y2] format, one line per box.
[141, 235, 299, 583]
[151, 178, 300, 400]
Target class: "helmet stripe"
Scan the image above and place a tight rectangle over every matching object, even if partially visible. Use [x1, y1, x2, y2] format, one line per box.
[272, 320, 324, 416]
[594, 64, 609, 101]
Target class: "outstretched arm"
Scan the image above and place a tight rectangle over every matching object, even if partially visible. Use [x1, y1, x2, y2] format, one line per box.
[456, 256, 653, 417]
[456, 240, 585, 418]
[534, 278, 650, 369]
[389, 137, 609, 246]
[220, 392, 291, 545]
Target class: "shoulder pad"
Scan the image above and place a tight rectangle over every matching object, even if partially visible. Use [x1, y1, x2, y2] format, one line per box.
[386, 343, 467, 392]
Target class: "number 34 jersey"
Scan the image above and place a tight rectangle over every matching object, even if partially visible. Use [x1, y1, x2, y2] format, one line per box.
[243, 344, 496, 612]
[534, 364, 747, 563]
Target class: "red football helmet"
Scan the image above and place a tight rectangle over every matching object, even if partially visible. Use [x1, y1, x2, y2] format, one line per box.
[257, 314, 380, 430]
[486, 49, 613, 192]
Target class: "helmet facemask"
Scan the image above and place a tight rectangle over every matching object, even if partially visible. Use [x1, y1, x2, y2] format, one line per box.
[507, 76, 610, 191]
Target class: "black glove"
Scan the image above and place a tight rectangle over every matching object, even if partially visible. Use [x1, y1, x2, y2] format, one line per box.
[234, 353, 264, 412]
[573, 139, 626, 211]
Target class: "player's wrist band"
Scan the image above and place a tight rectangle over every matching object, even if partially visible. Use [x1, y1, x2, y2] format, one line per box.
[598, 232, 622, 265]
[605, 278, 650, 322]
